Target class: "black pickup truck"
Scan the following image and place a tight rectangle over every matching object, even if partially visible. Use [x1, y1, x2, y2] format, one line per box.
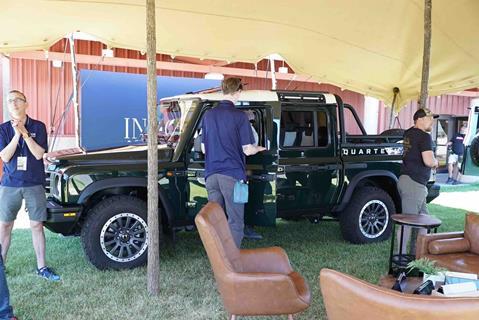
[45, 90, 440, 269]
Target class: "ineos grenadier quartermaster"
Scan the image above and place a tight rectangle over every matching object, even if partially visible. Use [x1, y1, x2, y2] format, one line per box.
[44, 90, 440, 269]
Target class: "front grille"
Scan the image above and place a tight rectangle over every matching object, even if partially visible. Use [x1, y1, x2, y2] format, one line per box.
[45, 175, 51, 195]
[45, 171, 60, 199]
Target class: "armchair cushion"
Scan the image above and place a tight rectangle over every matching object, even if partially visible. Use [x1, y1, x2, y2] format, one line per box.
[465, 213, 479, 255]
[221, 271, 310, 316]
[428, 237, 470, 255]
[423, 253, 479, 274]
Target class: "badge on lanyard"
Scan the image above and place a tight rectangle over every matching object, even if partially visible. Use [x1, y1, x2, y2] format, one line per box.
[17, 156, 27, 171]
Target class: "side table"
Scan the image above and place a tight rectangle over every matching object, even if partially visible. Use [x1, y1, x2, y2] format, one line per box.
[388, 214, 442, 275]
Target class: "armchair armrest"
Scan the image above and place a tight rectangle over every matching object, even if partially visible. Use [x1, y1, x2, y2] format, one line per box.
[416, 231, 465, 259]
[240, 246, 293, 274]
[428, 237, 470, 254]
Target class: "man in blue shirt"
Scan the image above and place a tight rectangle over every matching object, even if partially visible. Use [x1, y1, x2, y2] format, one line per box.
[446, 123, 467, 184]
[202, 78, 266, 247]
[0, 90, 60, 281]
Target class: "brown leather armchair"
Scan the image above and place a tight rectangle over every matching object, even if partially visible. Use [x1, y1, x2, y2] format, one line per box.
[195, 202, 311, 319]
[320, 268, 479, 320]
[416, 212, 479, 274]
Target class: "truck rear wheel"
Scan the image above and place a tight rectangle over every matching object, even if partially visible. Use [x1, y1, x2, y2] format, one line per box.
[81, 195, 148, 270]
[471, 135, 479, 166]
[339, 186, 395, 244]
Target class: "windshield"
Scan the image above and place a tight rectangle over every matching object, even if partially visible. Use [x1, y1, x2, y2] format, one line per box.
[158, 99, 198, 149]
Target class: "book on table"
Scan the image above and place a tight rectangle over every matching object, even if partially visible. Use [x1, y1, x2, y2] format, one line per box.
[435, 271, 479, 297]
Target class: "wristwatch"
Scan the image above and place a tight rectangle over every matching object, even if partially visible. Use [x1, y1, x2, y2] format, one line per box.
[23, 132, 32, 139]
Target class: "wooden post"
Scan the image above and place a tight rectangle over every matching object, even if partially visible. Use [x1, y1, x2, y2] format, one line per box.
[146, 0, 160, 295]
[418, 0, 432, 110]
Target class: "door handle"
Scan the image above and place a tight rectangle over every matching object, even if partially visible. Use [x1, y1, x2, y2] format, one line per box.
[248, 174, 275, 182]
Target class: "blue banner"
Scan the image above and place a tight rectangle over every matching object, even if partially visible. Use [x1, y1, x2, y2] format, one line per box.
[79, 70, 220, 151]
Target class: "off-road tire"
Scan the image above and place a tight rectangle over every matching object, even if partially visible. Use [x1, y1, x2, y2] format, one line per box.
[471, 135, 479, 166]
[339, 186, 395, 244]
[81, 195, 148, 270]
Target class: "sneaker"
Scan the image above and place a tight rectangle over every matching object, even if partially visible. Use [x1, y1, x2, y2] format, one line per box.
[243, 225, 263, 240]
[446, 177, 454, 184]
[452, 180, 460, 185]
[36, 266, 61, 282]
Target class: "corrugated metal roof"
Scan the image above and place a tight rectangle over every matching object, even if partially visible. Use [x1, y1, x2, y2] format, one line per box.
[7, 39, 367, 136]
[378, 95, 472, 132]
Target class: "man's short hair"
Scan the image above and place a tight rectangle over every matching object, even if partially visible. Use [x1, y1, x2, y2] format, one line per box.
[8, 90, 27, 102]
[221, 78, 243, 95]
[413, 108, 438, 121]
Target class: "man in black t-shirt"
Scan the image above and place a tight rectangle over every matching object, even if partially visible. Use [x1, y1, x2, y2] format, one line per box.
[397, 108, 439, 254]
[446, 123, 467, 184]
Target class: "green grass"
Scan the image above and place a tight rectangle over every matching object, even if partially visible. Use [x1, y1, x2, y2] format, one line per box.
[440, 182, 479, 193]
[6, 204, 468, 320]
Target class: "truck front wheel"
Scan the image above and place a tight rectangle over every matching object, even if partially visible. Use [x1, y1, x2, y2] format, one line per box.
[81, 195, 149, 270]
[339, 186, 395, 244]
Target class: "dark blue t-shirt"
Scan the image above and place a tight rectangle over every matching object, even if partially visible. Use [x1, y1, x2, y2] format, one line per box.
[202, 100, 255, 181]
[450, 133, 465, 155]
[0, 117, 48, 187]
[400, 127, 433, 186]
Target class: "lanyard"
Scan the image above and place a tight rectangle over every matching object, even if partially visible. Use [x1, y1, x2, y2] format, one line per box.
[18, 139, 27, 156]
[15, 117, 30, 156]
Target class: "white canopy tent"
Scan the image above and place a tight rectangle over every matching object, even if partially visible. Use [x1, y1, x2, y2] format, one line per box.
[1, 0, 478, 108]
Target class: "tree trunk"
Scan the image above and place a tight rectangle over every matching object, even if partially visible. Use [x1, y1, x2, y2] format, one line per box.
[146, 0, 160, 295]
[418, 0, 432, 109]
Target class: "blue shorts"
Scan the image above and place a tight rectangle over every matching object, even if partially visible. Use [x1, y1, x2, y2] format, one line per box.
[0, 185, 47, 222]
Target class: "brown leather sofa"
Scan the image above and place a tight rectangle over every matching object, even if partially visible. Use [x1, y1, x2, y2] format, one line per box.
[416, 212, 479, 274]
[195, 202, 311, 319]
[320, 268, 479, 320]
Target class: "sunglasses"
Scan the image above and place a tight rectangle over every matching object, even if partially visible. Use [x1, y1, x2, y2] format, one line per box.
[8, 98, 26, 104]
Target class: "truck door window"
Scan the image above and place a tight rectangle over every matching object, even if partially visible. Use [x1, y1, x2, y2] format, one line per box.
[317, 111, 329, 147]
[280, 111, 315, 147]
[342, 105, 367, 135]
[190, 106, 265, 161]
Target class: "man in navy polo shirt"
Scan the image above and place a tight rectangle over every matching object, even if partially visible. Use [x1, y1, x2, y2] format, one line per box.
[202, 78, 266, 248]
[0, 90, 60, 281]
[446, 123, 467, 184]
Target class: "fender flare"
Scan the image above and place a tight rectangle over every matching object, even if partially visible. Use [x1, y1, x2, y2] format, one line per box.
[78, 177, 174, 228]
[336, 170, 399, 212]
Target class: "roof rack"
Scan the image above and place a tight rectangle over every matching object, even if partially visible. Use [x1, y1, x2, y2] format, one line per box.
[276, 90, 331, 103]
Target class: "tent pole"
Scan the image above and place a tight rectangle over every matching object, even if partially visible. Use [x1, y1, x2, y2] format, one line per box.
[68, 34, 81, 148]
[388, 87, 400, 129]
[146, 0, 160, 295]
[418, 0, 432, 109]
[269, 57, 277, 90]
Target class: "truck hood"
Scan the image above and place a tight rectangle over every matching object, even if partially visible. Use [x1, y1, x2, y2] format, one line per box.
[46, 144, 174, 163]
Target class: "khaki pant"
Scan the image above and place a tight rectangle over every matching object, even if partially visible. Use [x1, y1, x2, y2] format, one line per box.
[397, 175, 429, 254]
